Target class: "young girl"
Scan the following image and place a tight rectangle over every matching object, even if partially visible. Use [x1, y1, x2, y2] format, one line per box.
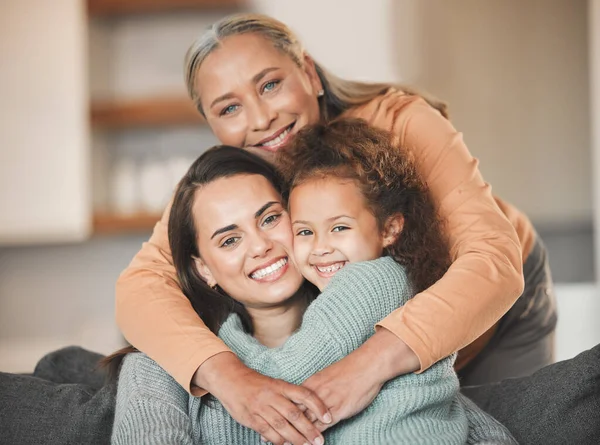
[112, 121, 516, 444]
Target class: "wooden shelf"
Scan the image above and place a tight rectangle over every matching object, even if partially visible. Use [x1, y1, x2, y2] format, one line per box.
[88, 0, 245, 17]
[93, 212, 162, 234]
[91, 97, 205, 129]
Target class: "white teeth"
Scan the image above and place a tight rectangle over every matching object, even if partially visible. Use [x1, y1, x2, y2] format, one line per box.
[315, 262, 345, 274]
[251, 258, 288, 279]
[261, 126, 291, 147]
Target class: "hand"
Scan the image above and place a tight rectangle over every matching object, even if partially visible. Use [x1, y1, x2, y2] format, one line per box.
[341, 88, 408, 133]
[193, 352, 331, 445]
[301, 328, 419, 431]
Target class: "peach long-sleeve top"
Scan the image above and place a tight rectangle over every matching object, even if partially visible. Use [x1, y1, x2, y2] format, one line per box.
[115, 93, 535, 393]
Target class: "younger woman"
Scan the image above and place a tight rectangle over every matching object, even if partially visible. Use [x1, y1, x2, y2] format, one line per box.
[112, 121, 516, 444]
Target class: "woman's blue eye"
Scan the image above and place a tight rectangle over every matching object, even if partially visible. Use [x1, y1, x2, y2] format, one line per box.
[220, 237, 239, 247]
[332, 226, 349, 232]
[296, 229, 313, 236]
[221, 104, 239, 116]
[263, 80, 280, 93]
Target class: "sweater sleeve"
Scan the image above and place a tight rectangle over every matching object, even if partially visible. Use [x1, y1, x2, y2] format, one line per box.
[112, 353, 194, 445]
[220, 258, 413, 385]
[367, 94, 524, 372]
[115, 201, 231, 394]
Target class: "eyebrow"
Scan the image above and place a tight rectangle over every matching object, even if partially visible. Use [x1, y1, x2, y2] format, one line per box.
[292, 215, 356, 225]
[210, 201, 280, 240]
[208, 67, 280, 110]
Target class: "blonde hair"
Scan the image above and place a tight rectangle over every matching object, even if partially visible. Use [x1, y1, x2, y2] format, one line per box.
[184, 13, 448, 120]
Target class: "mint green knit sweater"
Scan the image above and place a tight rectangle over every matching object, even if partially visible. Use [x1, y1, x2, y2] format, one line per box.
[113, 257, 516, 445]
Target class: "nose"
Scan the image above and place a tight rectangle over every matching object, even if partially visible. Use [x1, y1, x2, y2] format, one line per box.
[248, 229, 273, 258]
[311, 234, 333, 257]
[248, 98, 276, 132]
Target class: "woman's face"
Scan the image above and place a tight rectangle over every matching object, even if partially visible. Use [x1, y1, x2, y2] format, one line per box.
[195, 33, 322, 163]
[193, 174, 304, 309]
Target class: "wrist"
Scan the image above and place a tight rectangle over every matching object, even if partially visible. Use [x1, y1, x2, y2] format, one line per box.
[192, 351, 243, 395]
[365, 328, 420, 384]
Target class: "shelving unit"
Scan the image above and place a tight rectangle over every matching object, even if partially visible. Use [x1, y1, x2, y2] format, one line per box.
[89, 1, 244, 235]
[88, 0, 245, 17]
[93, 212, 162, 234]
[91, 97, 204, 129]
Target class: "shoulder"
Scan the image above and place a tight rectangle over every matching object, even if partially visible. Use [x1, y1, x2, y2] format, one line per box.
[354, 92, 453, 148]
[118, 352, 188, 403]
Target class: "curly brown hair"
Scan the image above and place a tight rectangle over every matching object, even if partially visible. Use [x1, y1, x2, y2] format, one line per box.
[277, 118, 450, 293]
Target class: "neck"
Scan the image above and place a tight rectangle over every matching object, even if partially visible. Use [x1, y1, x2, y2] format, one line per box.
[247, 291, 309, 348]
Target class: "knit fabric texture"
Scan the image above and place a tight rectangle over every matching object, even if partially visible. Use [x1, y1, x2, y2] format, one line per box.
[113, 257, 516, 445]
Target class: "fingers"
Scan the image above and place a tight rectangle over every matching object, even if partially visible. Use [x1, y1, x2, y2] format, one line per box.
[370, 89, 406, 131]
[284, 384, 332, 426]
[250, 416, 285, 445]
[262, 405, 324, 445]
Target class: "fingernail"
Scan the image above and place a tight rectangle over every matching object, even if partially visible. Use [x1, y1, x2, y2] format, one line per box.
[284, 442, 292, 445]
[323, 413, 332, 424]
[260, 436, 267, 443]
[314, 437, 325, 445]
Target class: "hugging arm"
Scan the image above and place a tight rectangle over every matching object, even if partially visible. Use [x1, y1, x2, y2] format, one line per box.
[345, 92, 524, 370]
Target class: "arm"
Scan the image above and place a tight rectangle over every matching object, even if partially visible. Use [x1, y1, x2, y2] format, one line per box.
[377, 93, 524, 371]
[221, 258, 413, 383]
[305, 92, 524, 430]
[111, 353, 194, 445]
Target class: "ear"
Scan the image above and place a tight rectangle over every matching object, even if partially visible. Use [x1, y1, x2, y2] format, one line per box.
[193, 256, 216, 288]
[382, 214, 404, 248]
[302, 53, 323, 96]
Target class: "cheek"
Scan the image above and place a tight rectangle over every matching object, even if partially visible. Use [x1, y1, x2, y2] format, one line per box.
[210, 250, 244, 283]
[292, 238, 309, 262]
[280, 82, 320, 123]
[209, 118, 246, 147]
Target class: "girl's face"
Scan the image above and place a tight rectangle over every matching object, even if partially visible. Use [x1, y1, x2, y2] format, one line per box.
[193, 174, 304, 309]
[290, 177, 395, 291]
[195, 33, 322, 163]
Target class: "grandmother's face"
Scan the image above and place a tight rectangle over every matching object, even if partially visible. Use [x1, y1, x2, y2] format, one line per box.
[195, 33, 322, 164]
[193, 174, 304, 309]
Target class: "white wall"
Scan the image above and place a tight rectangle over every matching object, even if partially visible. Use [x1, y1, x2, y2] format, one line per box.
[0, 0, 91, 244]
[590, 0, 600, 282]
[397, 0, 591, 226]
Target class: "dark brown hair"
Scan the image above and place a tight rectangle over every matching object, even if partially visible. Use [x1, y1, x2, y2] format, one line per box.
[102, 146, 316, 378]
[277, 118, 451, 293]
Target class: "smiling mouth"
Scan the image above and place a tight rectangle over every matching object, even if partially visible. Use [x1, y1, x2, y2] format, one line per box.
[255, 123, 295, 151]
[250, 257, 289, 281]
[313, 261, 347, 277]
